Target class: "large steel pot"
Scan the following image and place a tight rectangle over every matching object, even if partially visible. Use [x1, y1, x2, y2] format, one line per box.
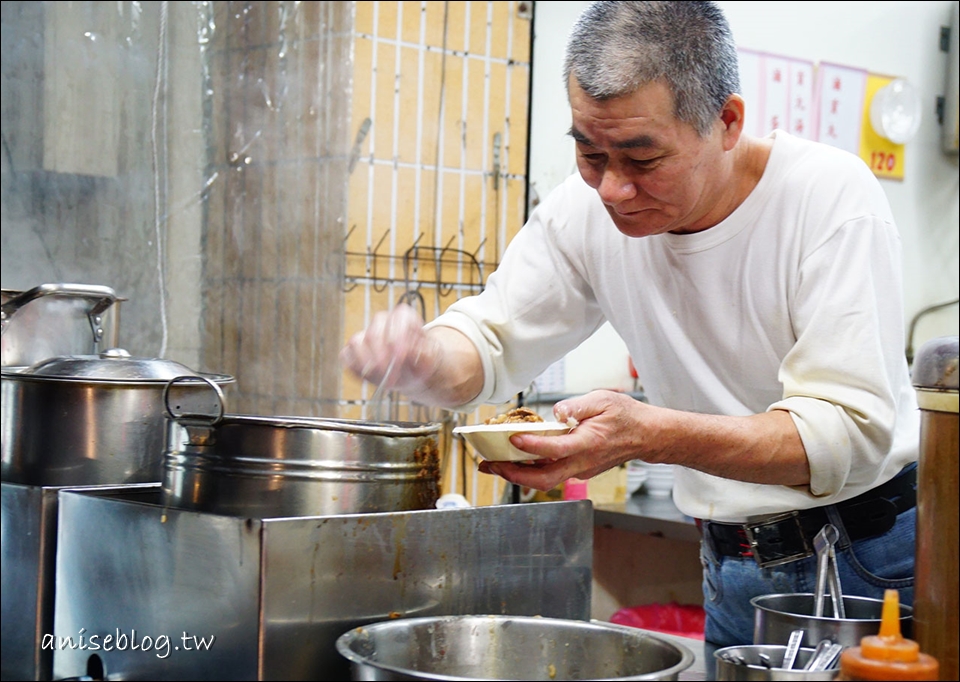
[1, 283, 123, 366]
[335, 614, 696, 680]
[0, 349, 234, 486]
[161, 377, 442, 518]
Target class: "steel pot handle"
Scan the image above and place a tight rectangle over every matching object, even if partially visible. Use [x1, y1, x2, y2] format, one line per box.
[163, 375, 226, 425]
[0, 283, 119, 346]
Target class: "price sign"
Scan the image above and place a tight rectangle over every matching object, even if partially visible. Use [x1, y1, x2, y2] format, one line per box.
[814, 62, 868, 156]
[738, 48, 815, 139]
[858, 74, 906, 180]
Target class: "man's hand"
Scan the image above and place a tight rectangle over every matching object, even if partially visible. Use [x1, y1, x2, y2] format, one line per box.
[339, 304, 484, 409]
[478, 389, 809, 490]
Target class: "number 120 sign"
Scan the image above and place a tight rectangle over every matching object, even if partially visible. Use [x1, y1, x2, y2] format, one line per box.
[868, 150, 900, 175]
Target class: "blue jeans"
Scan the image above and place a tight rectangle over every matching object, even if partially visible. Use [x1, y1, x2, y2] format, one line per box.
[700, 503, 916, 647]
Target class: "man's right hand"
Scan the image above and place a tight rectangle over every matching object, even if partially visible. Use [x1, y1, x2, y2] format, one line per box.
[339, 303, 483, 409]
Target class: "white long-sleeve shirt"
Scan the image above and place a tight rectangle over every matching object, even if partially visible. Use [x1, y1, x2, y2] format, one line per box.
[427, 130, 919, 522]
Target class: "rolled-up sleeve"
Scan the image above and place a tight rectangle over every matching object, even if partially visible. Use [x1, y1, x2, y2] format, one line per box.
[770, 213, 912, 496]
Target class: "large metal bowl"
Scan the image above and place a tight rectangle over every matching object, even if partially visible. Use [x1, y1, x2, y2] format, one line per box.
[335, 614, 695, 680]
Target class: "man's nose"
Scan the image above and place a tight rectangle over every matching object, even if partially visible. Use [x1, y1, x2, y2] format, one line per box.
[597, 166, 637, 204]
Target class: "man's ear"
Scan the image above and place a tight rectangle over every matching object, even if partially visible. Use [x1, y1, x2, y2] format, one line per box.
[718, 94, 746, 150]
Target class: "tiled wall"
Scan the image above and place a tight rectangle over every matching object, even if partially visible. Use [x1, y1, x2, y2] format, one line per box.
[340, 1, 533, 505]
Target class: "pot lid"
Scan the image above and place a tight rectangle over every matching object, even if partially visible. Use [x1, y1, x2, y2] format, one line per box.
[21, 348, 205, 381]
[912, 336, 959, 391]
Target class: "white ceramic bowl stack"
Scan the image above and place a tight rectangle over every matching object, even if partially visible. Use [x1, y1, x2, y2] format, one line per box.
[638, 462, 675, 498]
[626, 460, 648, 496]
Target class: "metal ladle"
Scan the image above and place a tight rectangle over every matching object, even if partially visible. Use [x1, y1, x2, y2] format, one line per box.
[813, 523, 846, 619]
[368, 354, 399, 423]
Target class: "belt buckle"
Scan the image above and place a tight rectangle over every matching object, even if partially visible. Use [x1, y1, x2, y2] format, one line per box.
[744, 511, 814, 568]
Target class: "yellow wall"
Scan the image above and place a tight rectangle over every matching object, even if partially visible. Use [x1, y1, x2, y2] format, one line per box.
[343, 1, 534, 506]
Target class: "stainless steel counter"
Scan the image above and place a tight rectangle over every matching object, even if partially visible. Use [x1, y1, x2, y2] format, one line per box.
[52, 490, 596, 680]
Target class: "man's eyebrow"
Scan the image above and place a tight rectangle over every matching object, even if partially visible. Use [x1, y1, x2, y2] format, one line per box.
[568, 127, 656, 149]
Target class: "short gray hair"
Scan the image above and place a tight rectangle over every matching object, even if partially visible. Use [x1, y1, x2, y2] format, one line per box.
[563, 1, 741, 137]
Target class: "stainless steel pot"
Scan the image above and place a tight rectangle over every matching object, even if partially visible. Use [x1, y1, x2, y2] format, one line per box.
[335, 614, 696, 680]
[714, 645, 839, 681]
[752, 593, 912, 649]
[0, 349, 234, 486]
[1, 283, 123, 366]
[161, 377, 442, 518]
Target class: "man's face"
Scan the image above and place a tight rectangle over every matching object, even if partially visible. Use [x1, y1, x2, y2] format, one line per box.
[569, 77, 731, 237]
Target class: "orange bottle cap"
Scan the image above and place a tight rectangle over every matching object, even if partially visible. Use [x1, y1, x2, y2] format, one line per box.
[859, 589, 918, 662]
[838, 589, 940, 680]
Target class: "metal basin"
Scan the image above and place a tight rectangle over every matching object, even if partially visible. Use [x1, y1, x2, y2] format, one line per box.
[162, 403, 443, 518]
[752, 593, 912, 649]
[335, 614, 695, 680]
[714, 645, 839, 681]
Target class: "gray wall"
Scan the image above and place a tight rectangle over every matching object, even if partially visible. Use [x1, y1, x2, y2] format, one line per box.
[1, 1, 351, 417]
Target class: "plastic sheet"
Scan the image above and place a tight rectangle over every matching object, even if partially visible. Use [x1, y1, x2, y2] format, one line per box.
[610, 602, 706, 640]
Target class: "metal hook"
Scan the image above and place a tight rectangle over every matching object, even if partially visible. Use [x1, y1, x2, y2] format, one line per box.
[341, 224, 361, 292]
[437, 235, 458, 297]
[371, 229, 392, 293]
[397, 289, 427, 321]
[470, 238, 487, 259]
[402, 233, 426, 292]
[469, 239, 487, 292]
[343, 223, 357, 244]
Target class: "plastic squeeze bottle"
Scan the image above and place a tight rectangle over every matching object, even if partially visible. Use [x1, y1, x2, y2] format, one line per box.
[838, 589, 939, 681]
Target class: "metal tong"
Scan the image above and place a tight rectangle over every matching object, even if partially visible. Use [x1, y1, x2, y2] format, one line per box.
[813, 523, 846, 619]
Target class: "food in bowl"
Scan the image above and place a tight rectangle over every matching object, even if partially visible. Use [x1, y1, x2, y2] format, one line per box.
[484, 406, 544, 424]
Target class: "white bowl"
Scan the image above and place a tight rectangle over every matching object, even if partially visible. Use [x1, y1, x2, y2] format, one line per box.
[645, 481, 674, 498]
[643, 465, 675, 497]
[453, 422, 573, 462]
[626, 466, 648, 495]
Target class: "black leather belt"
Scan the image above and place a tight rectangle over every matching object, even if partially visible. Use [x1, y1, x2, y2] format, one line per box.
[702, 465, 917, 568]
